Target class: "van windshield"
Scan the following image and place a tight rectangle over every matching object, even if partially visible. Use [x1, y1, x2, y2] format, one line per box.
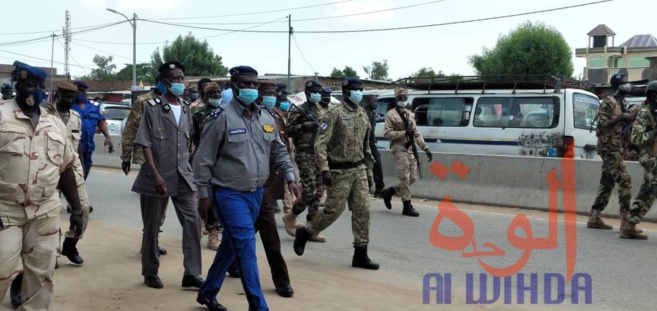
[573, 93, 600, 130]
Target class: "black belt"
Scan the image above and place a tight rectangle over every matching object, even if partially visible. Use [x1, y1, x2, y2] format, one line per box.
[328, 158, 365, 170]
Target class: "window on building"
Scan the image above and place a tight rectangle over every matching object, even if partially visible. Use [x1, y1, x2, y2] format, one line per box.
[628, 57, 650, 68]
[473, 96, 559, 128]
[589, 57, 605, 68]
[411, 97, 472, 127]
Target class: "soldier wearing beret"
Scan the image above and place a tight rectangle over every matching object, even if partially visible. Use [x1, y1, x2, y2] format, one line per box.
[283, 80, 327, 242]
[193, 65, 301, 311]
[1, 83, 13, 100]
[191, 81, 224, 251]
[293, 77, 380, 270]
[71, 80, 113, 180]
[132, 61, 204, 290]
[0, 60, 83, 310]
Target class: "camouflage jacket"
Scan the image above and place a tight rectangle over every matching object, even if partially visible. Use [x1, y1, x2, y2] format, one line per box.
[630, 102, 657, 165]
[596, 95, 628, 153]
[286, 102, 322, 151]
[121, 91, 157, 164]
[191, 103, 213, 157]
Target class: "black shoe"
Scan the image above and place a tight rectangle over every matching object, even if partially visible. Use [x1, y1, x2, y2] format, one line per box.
[182, 275, 205, 288]
[158, 245, 167, 256]
[196, 294, 228, 311]
[374, 188, 383, 198]
[61, 237, 84, 265]
[352, 245, 380, 270]
[382, 187, 395, 210]
[144, 275, 163, 289]
[227, 261, 240, 278]
[276, 283, 294, 298]
[10, 273, 22, 309]
[402, 200, 420, 217]
[89, 206, 94, 214]
[293, 227, 312, 256]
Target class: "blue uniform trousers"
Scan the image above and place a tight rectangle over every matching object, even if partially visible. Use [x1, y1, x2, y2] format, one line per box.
[82, 151, 93, 180]
[199, 187, 268, 311]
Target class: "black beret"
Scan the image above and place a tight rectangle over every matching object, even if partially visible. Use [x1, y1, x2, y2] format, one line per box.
[304, 80, 322, 89]
[159, 61, 185, 74]
[229, 66, 258, 76]
[342, 77, 363, 89]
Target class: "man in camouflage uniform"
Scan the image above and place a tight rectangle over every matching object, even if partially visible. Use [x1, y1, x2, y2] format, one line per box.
[0, 60, 83, 310]
[121, 81, 168, 256]
[276, 83, 296, 216]
[189, 78, 212, 113]
[293, 77, 380, 270]
[380, 88, 432, 217]
[283, 80, 326, 242]
[622, 81, 657, 239]
[587, 73, 634, 231]
[191, 82, 223, 251]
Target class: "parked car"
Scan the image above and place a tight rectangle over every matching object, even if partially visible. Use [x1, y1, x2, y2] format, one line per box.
[101, 104, 131, 136]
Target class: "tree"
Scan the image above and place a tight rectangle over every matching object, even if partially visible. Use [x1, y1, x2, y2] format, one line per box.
[330, 66, 359, 78]
[115, 63, 156, 83]
[363, 59, 389, 80]
[150, 32, 228, 78]
[411, 67, 444, 78]
[80, 55, 117, 81]
[468, 21, 574, 78]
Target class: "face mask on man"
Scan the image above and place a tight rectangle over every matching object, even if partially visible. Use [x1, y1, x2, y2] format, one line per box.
[279, 101, 290, 111]
[208, 97, 221, 108]
[309, 92, 321, 104]
[261, 96, 276, 109]
[18, 87, 45, 107]
[167, 80, 185, 96]
[348, 90, 363, 104]
[235, 86, 259, 104]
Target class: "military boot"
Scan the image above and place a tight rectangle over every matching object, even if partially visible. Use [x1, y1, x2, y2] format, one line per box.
[620, 211, 643, 234]
[207, 228, 221, 250]
[293, 227, 313, 256]
[586, 209, 612, 230]
[352, 246, 380, 270]
[402, 200, 420, 217]
[381, 187, 396, 210]
[620, 222, 648, 240]
[61, 237, 84, 265]
[282, 212, 303, 237]
[10, 273, 22, 309]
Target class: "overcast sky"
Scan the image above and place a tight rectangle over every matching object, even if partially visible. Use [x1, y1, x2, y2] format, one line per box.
[2, 0, 652, 83]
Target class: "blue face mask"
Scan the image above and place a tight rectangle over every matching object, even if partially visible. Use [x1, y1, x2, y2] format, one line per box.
[19, 88, 45, 107]
[75, 93, 87, 104]
[156, 80, 167, 94]
[237, 88, 259, 104]
[309, 92, 321, 104]
[221, 89, 233, 104]
[168, 83, 185, 96]
[208, 97, 221, 108]
[348, 90, 363, 104]
[261, 96, 276, 109]
[279, 101, 290, 111]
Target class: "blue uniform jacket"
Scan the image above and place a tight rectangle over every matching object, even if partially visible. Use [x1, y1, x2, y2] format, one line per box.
[72, 100, 105, 153]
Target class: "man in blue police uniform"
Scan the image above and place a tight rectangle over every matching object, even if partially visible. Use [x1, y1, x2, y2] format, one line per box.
[71, 80, 113, 180]
[193, 66, 301, 311]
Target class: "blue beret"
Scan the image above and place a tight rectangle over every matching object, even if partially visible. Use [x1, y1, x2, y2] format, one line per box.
[2, 83, 12, 90]
[229, 66, 258, 76]
[159, 61, 185, 75]
[276, 83, 288, 96]
[74, 80, 89, 89]
[610, 73, 626, 86]
[304, 80, 322, 89]
[11, 61, 48, 82]
[342, 77, 362, 89]
[321, 87, 333, 94]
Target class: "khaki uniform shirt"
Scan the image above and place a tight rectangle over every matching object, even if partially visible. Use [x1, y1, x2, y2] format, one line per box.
[46, 103, 86, 186]
[121, 91, 158, 164]
[383, 107, 429, 153]
[131, 96, 196, 197]
[0, 99, 76, 224]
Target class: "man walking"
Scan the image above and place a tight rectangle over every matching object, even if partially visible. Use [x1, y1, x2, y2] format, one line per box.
[364, 94, 385, 197]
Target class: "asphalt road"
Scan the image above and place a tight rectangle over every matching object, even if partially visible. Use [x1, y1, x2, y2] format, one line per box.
[82, 168, 657, 310]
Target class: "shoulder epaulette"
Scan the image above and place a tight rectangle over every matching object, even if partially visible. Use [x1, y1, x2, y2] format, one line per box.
[182, 100, 190, 106]
[147, 98, 161, 106]
[209, 107, 225, 119]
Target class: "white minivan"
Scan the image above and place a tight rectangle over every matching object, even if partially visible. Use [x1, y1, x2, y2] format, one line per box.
[373, 77, 601, 159]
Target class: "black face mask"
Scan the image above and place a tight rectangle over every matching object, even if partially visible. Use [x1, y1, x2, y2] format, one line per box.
[58, 95, 74, 110]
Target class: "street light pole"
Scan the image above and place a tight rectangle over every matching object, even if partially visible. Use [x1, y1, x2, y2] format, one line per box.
[107, 8, 136, 88]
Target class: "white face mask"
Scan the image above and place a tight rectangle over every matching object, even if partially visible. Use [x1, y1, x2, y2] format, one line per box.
[397, 101, 407, 107]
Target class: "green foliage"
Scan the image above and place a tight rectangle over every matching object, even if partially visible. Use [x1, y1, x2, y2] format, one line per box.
[77, 55, 117, 81]
[330, 66, 359, 78]
[469, 21, 574, 78]
[363, 59, 389, 80]
[411, 67, 444, 78]
[115, 63, 156, 83]
[150, 32, 228, 78]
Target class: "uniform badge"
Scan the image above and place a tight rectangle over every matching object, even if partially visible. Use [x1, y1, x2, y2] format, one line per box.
[20, 70, 27, 79]
[343, 80, 349, 86]
[306, 81, 312, 87]
[263, 124, 275, 133]
[229, 128, 247, 135]
[169, 63, 176, 69]
[320, 121, 329, 131]
[163, 104, 170, 111]
[341, 116, 352, 121]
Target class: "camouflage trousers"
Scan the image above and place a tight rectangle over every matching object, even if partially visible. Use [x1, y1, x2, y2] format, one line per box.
[392, 149, 417, 201]
[628, 159, 657, 224]
[591, 151, 632, 213]
[292, 151, 324, 221]
[0, 212, 60, 310]
[306, 168, 371, 247]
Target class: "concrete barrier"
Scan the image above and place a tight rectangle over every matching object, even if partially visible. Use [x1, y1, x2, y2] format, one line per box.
[91, 134, 655, 220]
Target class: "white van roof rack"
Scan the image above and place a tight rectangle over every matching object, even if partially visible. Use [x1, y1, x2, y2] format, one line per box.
[393, 74, 596, 95]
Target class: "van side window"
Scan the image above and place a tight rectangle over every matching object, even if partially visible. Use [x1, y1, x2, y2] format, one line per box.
[412, 97, 472, 127]
[473, 97, 559, 128]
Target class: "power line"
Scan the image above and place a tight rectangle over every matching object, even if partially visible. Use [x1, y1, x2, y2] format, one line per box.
[0, 21, 127, 48]
[0, 47, 95, 70]
[139, 0, 612, 34]
[291, 34, 316, 74]
[0, 21, 130, 36]
[143, 0, 353, 21]
[161, 0, 445, 25]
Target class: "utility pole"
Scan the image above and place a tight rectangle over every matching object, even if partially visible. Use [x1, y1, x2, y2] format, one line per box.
[50, 33, 56, 101]
[287, 15, 292, 92]
[64, 10, 71, 81]
[107, 8, 137, 88]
